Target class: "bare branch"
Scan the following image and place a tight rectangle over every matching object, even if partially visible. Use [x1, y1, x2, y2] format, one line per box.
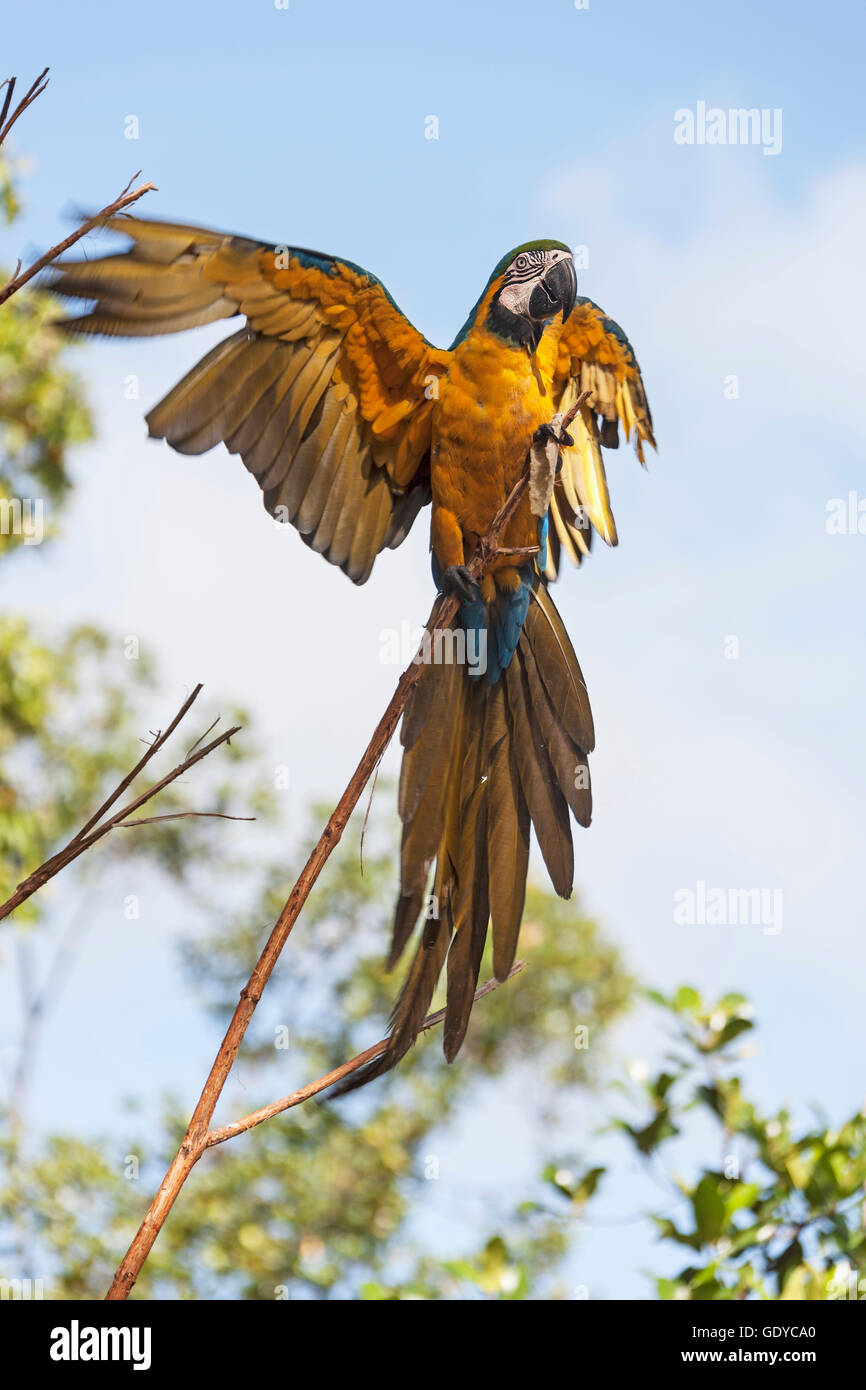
[184, 714, 221, 761]
[0, 68, 50, 152]
[73, 685, 204, 842]
[0, 173, 156, 307]
[206, 961, 526, 1148]
[0, 690, 243, 923]
[116, 812, 255, 828]
[0, 79, 15, 138]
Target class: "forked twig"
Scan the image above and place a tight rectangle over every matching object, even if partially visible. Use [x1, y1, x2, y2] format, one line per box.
[0, 172, 156, 307]
[0, 687, 243, 923]
[0, 68, 50, 151]
[0, 67, 155, 307]
[206, 962, 526, 1149]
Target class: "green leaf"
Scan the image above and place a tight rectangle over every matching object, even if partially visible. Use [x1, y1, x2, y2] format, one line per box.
[710, 1017, 754, 1050]
[673, 985, 702, 1014]
[692, 1176, 727, 1245]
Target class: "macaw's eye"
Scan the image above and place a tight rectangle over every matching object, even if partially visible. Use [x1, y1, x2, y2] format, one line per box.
[515, 254, 528, 270]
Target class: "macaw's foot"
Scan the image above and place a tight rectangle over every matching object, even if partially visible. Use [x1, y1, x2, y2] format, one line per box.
[439, 564, 479, 602]
[533, 420, 575, 450]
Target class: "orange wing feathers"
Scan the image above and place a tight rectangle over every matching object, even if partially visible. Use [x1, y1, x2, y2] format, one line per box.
[52, 218, 448, 583]
[52, 223, 654, 586]
[536, 298, 655, 572]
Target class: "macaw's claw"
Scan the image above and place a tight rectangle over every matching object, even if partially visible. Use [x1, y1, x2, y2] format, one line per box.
[440, 564, 479, 602]
[533, 420, 575, 451]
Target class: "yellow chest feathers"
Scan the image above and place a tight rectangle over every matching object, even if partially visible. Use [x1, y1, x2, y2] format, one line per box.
[434, 329, 552, 466]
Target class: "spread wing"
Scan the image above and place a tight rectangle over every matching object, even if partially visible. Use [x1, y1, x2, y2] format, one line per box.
[539, 296, 656, 578]
[51, 217, 448, 583]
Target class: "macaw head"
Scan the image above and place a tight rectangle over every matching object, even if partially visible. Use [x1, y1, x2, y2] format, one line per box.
[458, 240, 577, 350]
[494, 242, 577, 325]
[449, 241, 578, 350]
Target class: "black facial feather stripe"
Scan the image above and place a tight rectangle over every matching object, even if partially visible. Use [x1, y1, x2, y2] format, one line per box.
[503, 250, 547, 283]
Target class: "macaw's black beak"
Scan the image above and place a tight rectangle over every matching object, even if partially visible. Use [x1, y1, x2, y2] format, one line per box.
[528, 258, 578, 323]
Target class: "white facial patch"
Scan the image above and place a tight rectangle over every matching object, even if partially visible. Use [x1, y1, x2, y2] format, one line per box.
[498, 278, 534, 316]
[498, 247, 572, 317]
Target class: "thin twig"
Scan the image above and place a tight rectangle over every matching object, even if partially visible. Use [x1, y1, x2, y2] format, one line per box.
[184, 715, 221, 761]
[0, 80, 16, 140]
[358, 757, 382, 877]
[116, 812, 255, 828]
[0, 68, 50, 151]
[206, 962, 526, 1148]
[104, 401, 587, 1301]
[0, 691, 242, 923]
[73, 685, 204, 842]
[0, 172, 156, 307]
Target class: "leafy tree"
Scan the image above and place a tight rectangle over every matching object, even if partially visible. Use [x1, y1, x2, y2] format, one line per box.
[596, 986, 866, 1300]
[0, 154, 92, 555]
[357, 986, 866, 1302]
[0, 149, 280, 1293]
[0, 618, 271, 921]
[1, 154, 270, 929]
[1, 798, 631, 1298]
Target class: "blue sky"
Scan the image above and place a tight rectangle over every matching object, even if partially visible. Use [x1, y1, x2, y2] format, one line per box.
[3, 0, 866, 1298]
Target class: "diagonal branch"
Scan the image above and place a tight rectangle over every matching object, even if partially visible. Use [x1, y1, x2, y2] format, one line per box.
[104, 400, 587, 1301]
[206, 962, 526, 1149]
[0, 172, 156, 307]
[0, 689, 243, 923]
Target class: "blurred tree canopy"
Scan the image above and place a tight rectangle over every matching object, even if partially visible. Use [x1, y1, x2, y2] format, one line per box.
[0, 618, 272, 923]
[1, 805, 631, 1299]
[0, 153, 269, 922]
[0, 154, 92, 555]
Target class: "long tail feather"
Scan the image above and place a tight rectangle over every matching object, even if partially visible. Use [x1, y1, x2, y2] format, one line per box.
[328, 576, 593, 1098]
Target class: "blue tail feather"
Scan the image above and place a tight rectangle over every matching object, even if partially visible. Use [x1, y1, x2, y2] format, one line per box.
[432, 548, 538, 684]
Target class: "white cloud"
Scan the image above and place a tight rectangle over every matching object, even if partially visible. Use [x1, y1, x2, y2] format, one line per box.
[546, 146, 866, 442]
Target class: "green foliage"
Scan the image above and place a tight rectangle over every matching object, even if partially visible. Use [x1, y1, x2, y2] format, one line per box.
[0, 285, 92, 550]
[136, 807, 629, 1300]
[0, 154, 93, 554]
[0, 1121, 150, 1300]
[0, 156, 270, 920]
[1, 811, 631, 1298]
[0, 153, 21, 225]
[361, 1226, 569, 1301]
[0, 616, 271, 923]
[600, 987, 866, 1300]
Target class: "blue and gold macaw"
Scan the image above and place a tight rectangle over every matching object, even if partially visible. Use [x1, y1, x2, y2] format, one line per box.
[53, 219, 655, 1087]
